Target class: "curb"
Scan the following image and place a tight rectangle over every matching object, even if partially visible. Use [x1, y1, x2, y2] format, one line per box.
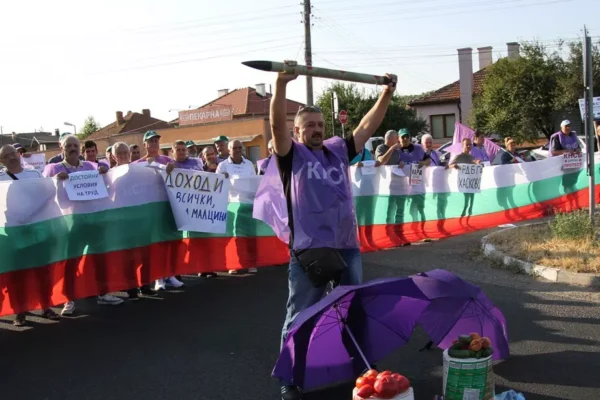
[481, 224, 600, 288]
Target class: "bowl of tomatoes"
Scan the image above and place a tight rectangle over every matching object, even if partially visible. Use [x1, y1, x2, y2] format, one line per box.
[353, 369, 413, 400]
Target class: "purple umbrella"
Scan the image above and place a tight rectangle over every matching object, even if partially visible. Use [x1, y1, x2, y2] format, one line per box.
[272, 277, 431, 391]
[411, 269, 510, 360]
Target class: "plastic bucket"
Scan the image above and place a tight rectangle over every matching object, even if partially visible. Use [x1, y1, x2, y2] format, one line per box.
[442, 349, 495, 400]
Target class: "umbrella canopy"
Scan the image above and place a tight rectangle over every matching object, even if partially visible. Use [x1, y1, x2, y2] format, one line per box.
[412, 269, 510, 360]
[273, 277, 431, 391]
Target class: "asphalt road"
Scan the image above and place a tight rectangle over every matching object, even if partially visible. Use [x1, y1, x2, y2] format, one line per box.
[1, 228, 599, 400]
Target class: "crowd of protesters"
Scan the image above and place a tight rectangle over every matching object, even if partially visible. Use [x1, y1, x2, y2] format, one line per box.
[0, 131, 274, 326]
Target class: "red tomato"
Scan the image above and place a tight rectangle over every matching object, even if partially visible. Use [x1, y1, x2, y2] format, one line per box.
[390, 373, 403, 382]
[356, 384, 375, 398]
[374, 376, 398, 399]
[396, 375, 410, 393]
[356, 376, 375, 389]
[376, 370, 393, 380]
[363, 369, 378, 379]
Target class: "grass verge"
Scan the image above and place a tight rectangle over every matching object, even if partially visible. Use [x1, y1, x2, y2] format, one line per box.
[488, 211, 600, 273]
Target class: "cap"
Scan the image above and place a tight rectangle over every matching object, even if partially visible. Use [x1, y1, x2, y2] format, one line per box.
[143, 130, 161, 142]
[561, 120, 571, 127]
[106, 145, 113, 153]
[214, 135, 229, 143]
[398, 128, 410, 137]
[185, 140, 196, 148]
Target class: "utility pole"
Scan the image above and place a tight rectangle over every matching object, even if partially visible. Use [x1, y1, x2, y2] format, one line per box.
[303, 0, 314, 105]
[583, 26, 596, 220]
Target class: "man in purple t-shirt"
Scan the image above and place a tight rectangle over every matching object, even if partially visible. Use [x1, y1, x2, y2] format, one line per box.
[43, 134, 121, 316]
[132, 130, 174, 165]
[550, 120, 581, 156]
[166, 140, 204, 172]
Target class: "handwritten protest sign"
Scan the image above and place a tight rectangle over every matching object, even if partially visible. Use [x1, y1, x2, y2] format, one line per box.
[457, 164, 483, 193]
[360, 160, 376, 176]
[65, 171, 109, 201]
[163, 169, 231, 233]
[391, 165, 406, 177]
[410, 163, 423, 186]
[563, 152, 583, 170]
[21, 154, 46, 173]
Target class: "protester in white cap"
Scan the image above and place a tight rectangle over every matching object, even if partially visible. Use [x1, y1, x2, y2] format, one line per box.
[549, 120, 580, 156]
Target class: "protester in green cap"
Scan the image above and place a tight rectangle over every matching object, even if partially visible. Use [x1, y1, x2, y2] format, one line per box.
[185, 140, 199, 158]
[214, 135, 229, 162]
[132, 130, 174, 165]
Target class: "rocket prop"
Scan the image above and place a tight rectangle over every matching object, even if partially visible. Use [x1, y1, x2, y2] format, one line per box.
[242, 60, 394, 86]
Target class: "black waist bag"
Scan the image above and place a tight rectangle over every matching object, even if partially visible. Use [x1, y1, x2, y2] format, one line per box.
[294, 248, 348, 288]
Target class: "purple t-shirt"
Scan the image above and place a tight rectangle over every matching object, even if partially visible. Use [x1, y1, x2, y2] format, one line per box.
[43, 160, 98, 177]
[173, 157, 204, 171]
[471, 145, 490, 162]
[132, 155, 174, 165]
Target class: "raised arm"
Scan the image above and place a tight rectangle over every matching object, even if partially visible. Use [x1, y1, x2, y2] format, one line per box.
[353, 74, 397, 152]
[270, 61, 299, 157]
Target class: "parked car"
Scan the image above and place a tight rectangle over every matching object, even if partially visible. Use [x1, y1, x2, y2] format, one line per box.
[436, 140, 535, 165]
[530, 135, 587, 160]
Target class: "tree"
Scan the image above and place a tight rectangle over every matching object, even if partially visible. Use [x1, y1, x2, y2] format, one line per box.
[470, 39, 600, 142]
[470, 41, 566, 142]
[77, 116, 101, 140]
[315, 82, 427, 139]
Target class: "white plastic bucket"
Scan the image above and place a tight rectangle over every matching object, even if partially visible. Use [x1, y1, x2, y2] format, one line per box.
[442, 349, 495, 400]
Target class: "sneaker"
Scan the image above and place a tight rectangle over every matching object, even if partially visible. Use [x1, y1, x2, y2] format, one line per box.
[248, 268, 258, 273]
[228, 270, 239, 275]
[61, 301, 75, 316]
[139, 287, 159, 297]
[281, 385, 302, 400]
[198, 272, 217, 278]
[97, 294, 124, 305]
[166, 276, 184, 288]
[154, 278, 166, 291]
[13, 313, 26, 327]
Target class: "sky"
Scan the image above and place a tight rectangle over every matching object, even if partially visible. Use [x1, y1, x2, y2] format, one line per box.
[0, 0, 598, 134]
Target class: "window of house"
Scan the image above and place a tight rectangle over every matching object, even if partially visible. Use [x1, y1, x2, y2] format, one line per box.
[430, 114, 456, 139]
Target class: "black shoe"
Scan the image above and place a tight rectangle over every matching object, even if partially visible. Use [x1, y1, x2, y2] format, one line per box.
[13, 313, 26, 327]
[128, 290, 139, 300]
[199, 272, 217, 278]
[281, 385, 302, 400]
[140, 287, 159, 297]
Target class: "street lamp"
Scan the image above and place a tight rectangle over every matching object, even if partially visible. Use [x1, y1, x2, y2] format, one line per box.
[64, 122, 76, 135]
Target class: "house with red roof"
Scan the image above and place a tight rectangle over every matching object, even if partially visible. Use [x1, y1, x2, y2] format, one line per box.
[155, 84, 305, 160]
[409, 43, 521, 142]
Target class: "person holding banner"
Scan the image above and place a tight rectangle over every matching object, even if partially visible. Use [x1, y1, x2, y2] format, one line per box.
[48, 133, 85, 164]
[215, 139, 257, 179]
[397, 129, 430, 168]
[132, 130, 174, 165]
[447, 138, 481, 218]
[264, 59, 396, 400]
[201, 146, 219, 173]
[167, 140, 204, 171]
[82, 141, 110, 168]
[549, 120, 580, 156]
[0, 144, 61, 326]
[501, 137, 521, 164]
[471, 131, 491, 163]
[421, 134, 442, 166]
[43, 134, 121, 315]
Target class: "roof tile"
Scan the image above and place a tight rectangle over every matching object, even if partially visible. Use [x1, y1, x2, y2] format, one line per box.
[409, 68, 489, 106]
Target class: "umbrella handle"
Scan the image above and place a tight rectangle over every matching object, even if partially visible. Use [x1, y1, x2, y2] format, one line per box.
[343, 324, 372, 371]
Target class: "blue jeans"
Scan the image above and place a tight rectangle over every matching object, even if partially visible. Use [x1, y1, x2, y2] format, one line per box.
[280, 247, 363, 351]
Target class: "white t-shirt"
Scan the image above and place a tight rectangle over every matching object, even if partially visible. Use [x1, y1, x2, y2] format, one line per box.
[0, 168, 42, 181]
[215, 157, 256, 177]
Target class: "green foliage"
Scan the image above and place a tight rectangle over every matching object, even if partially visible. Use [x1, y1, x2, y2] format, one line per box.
[549, 210, 594, 241]
[470, 39, 600, 142]
[315, 82, 428, 138]
[77, 116, 101, 140]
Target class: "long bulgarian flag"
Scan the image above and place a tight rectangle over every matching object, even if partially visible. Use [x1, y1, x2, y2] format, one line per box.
[0, 155, 598, 316]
